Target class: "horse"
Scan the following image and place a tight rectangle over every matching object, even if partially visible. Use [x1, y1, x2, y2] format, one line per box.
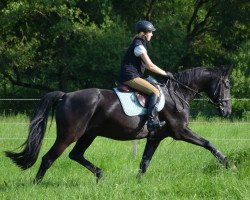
[5, 65, 234, 183]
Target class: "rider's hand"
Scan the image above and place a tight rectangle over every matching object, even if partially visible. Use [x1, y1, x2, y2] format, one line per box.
[164, 71, 174, 79]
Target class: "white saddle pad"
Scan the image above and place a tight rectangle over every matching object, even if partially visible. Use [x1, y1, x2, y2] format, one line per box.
[113, 78, 165, 116]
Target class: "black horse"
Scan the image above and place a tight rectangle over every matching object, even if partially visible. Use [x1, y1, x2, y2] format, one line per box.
[5, 65, 234, 183]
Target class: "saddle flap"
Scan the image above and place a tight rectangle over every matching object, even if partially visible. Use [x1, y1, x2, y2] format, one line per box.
[113, 76, 165, 116]
[116, 84, 147, 107]
[135, 92, 147, 107]
[116, 84, 134, 92]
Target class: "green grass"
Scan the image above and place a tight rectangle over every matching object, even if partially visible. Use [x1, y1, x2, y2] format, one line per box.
[0, 115, 249, 200]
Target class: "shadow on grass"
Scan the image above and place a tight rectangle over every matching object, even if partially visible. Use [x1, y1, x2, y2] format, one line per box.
[228, 148, 250, 166]
[40, 180, 81, 188]
[0, 181, 9, 192]
[1, 178, 85, 190]
[0, 180, 31, 192]
[202, 148, 250, 174]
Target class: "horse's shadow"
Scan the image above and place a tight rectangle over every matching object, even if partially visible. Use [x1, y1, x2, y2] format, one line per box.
[203, 148, 250, 174]
[1, 177, 82, 190]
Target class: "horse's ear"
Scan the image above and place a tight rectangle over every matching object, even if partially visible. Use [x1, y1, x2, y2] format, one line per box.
[227, 64, 233, 75]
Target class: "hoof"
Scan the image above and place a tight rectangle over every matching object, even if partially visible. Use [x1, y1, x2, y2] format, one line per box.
[136, 170, 144, 180]
[96, 171, 103, 184]
[230, 164, 237, 171]
[227, 161, 237, 171]
[224, 158, 237, 171]
[33, 178, 42, 185]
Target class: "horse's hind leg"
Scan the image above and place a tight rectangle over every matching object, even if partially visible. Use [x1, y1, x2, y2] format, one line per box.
[35, 138, 71, 184]
[69, 135, 103, 183]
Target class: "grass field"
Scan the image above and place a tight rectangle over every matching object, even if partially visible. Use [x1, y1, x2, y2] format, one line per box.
[0, 115, 249, 200]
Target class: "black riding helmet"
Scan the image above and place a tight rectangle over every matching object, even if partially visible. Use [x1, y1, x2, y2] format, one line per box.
[135, 20, 156, 33]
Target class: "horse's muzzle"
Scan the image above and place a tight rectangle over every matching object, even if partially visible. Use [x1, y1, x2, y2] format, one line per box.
[219, 104, 232, 118]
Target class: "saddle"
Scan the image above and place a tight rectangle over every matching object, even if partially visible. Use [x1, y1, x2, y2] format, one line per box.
[116, 84, 148, 107]
[116, 81, 160, 107]
[113, 76, 165, 117]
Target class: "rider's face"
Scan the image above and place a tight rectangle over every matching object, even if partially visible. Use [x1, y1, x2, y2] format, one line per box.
[145, 31, 153, 41]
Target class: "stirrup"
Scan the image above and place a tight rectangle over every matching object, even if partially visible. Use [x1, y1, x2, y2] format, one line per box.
[147, 120, 166, 133]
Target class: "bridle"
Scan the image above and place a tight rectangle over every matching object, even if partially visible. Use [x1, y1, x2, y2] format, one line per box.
[160, 75, 230, 112]
[212, 76, 231, 110]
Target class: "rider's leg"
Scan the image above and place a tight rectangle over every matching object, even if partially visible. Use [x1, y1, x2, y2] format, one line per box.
[124, 77, 160, 96]
[146, 93, 166, 132]
[124, 78, 165, 132]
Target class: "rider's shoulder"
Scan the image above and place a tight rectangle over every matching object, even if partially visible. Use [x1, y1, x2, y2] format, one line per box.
[133, 37, 145, 45]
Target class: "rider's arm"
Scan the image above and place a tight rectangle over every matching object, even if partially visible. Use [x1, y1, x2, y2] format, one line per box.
[134, 45, 168, 76]
[140, 53, 167, 76]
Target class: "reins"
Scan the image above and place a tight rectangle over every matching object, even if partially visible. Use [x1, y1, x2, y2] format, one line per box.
[164, 78, 191, 112]
[159, 76, 228, 112]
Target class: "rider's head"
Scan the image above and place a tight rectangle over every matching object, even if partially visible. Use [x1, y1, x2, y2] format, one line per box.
[135, 20, 156, 42]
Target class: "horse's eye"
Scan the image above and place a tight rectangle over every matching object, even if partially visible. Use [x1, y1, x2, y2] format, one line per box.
[224, 80, 230, 89]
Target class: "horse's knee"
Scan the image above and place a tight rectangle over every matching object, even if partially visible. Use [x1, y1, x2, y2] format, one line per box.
[69, 151, 81, 161]
[69, 152, 76, 160]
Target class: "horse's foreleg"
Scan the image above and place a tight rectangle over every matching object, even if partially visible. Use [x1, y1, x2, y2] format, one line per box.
[137, 139, 161, 178]
[69, 135, 103, 183]
[175, 127, 232, 167]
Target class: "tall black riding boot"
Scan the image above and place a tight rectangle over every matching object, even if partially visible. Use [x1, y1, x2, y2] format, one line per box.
[147, 93, 166, 133]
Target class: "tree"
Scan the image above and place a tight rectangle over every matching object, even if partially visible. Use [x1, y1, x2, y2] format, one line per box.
[0, 0, 249, 102]
[0, 0, 127, 94]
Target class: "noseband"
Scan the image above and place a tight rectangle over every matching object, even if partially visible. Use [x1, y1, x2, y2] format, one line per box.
[212, 77, 231, 109]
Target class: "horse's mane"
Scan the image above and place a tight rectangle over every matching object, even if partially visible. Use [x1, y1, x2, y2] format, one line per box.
[174, 67, 216, 85]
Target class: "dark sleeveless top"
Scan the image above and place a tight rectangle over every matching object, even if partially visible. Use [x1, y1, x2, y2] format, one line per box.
[119, 37, 147, 83]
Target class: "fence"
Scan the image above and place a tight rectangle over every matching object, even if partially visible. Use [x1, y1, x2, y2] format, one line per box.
[0, 98, 249, 119]
[1, 117, 249, 157]
[1, 99, 249, 156]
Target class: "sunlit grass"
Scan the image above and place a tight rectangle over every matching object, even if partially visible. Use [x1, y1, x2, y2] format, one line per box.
[0, 115, 249, 200]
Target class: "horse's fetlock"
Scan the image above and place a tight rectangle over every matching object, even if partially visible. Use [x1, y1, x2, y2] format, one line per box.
[204, 140, 211, 147]
[221, 157, 229, 166]
[95, 169, 103, 183]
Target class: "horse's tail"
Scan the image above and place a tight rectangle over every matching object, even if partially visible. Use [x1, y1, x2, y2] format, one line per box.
[5, 91, 65, 170]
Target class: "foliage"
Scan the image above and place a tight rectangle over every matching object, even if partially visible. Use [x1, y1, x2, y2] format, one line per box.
[0, 0, 249, 117]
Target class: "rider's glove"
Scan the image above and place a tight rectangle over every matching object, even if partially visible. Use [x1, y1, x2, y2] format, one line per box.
[164, 71, 174, 79]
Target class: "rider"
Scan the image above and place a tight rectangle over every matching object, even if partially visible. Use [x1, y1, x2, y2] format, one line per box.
[119, 20, 174, 133]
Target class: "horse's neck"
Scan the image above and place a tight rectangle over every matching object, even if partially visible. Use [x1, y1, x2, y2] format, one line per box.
[192, 74, 211, 92]
[178, 69, 213, 102]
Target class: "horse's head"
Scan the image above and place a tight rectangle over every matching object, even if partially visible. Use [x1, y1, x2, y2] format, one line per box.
[205, 65, 233, 117]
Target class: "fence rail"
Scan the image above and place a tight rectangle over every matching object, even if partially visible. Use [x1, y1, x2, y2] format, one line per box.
[0, 98, 249, 101]
[0, 99, 40, 101]
[0, 98, 249, 119]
